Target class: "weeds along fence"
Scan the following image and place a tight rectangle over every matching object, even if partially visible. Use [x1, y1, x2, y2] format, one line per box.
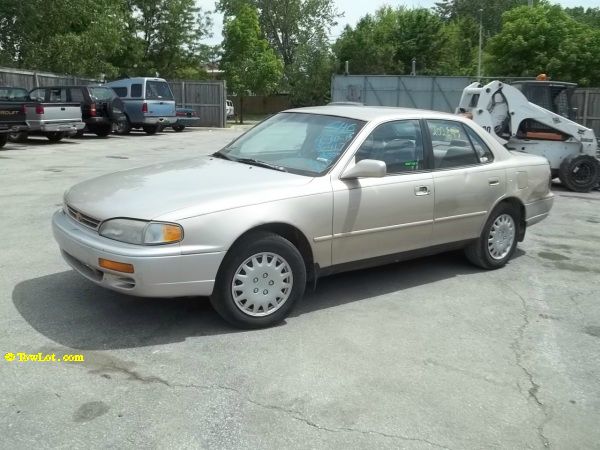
[0, 66, 227, 128]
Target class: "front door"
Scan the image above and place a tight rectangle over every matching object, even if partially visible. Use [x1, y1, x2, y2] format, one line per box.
[331, 119, 434, 265]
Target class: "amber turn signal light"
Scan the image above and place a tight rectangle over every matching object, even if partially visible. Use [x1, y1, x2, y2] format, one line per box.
[98, 258, 135, 273]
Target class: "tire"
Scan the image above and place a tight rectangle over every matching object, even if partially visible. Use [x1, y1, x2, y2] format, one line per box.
[74, 129, 85, 138]
[465, 203, 519, 270]
[143, 125, 159, 135]
[93, 125, 111, 137]
[210, 231, 306, 329]
[0, 133, 7, 148]
[46, 132, 64, 143]
[8, 131, 27, 143]
[558, 154, 600, 193]
[172, 125, 185, 132]
[114, 118, 131, 135]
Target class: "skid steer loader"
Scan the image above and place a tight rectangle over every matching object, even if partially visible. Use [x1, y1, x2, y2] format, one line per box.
[457, 78, 600, 192]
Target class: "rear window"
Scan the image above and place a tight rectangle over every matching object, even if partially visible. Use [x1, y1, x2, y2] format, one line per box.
[131, 84, 142, 98]
[89, 87, 115, 101]
[69, 88, 85, 103]
[145, 81, 173, 100]
[0, 87, 29, 101]
[112, 87, 127, 97]
[48, 88, 67, 102]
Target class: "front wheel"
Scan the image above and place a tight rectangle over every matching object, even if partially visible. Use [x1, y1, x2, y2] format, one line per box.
[210, 232, 306, 328]
[142, 125, 159, 135]
[45, 132, 64, 142]
[114, 118, 131, 135]
[465, 203, 519, 270]
[0, 133, 7, 148]
[558, 154, 600, 192]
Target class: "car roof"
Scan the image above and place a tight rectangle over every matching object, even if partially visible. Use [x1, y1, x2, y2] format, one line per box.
[107, 77, 167, 85]
[285, 105, 461, 122]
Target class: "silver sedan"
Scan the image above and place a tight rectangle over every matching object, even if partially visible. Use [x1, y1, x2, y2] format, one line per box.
[53, 106, 554, 328]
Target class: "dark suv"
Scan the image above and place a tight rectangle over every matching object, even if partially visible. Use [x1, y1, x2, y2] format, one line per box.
[28, 85, 126, 137]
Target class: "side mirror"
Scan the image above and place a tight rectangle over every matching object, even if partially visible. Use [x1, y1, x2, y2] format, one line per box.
[341, 159, 386, 179]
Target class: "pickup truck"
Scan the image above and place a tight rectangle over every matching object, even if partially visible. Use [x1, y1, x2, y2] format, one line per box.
[7, 87, 85, 143]
[0, 88, 29, 148]
[29, 85, 126, 137]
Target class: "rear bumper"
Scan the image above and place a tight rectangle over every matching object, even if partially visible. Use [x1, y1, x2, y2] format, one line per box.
[0, 124, 28, 133]
[52, 210, 224, 297]
[175, 117, 201, 127]
[28, 121, 85, 134]
[525, 194, 554, 227]
[142, 117, 176, 126]
[85, 117, 112, 126]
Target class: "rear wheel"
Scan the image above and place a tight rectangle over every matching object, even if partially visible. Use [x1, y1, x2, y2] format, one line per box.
[210, 232, 306, 328]
[8, 131, 27, 143]
[172, 125, 185, 132]
[114, 118, 131, 135]
[143, 125, 159, 135]
[45, 132, 64, 142]
[465, 203, 519, 270]
[558, 154, 600, 192]
[0, 134, 7, 148]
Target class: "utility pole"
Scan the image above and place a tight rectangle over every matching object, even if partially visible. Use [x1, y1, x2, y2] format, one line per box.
[477, 8, 483, 80]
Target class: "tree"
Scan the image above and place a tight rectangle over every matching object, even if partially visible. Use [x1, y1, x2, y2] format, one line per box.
[437, 17, 479, 76]
[565, 7, 600, 28]
[334, 7, 446, 76]
[287, 40, 334, 106]
[486, 4, 600, 86]
[221, 4, 283, 123]
[120, 0, 212, 79]
[0, 0, 128, 78]
[218, 0, 339, 75]
[434, 0, 525, 35]
[334, 7, 403, 75]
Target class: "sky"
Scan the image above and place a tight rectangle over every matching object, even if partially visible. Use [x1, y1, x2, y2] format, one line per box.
[200, 0, 600, 45]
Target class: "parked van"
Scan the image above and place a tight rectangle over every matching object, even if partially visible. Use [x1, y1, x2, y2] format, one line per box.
[106, 77, 176, 134]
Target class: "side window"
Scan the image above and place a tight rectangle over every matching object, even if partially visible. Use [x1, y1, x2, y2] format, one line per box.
[29, 88, 45, 102]
[112, 87, 127, 97]
[355, 120, 424, 174]
[464, 126, 494, 163]
[427, 120, 479, 169]
[69, 88, 85, 103]
[48, 88, 67, 102]
[130, 83, 142, 98]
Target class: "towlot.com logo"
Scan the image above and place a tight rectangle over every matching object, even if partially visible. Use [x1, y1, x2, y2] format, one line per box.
[4, 352, 84, 363]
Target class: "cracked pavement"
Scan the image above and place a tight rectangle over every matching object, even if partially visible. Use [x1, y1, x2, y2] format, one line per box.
[1, 129, 599, 449]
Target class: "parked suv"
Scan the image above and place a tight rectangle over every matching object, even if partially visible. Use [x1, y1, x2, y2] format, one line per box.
[28, 85, 125, 137]
[106, 77, 176, 134]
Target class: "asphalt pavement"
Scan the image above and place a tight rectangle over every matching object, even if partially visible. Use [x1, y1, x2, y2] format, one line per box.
[1, 128, 599, 449]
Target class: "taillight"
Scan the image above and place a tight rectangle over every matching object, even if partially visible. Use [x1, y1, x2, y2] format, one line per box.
[90, 103, 97, 117]
[35, 104, 44, 115]
[20, 104, 26, 114]
[141, 102, 148, 113]
[176, 111, 185, 117]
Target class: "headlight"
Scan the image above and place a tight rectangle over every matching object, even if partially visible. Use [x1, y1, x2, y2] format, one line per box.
[98, 219, 183, 245]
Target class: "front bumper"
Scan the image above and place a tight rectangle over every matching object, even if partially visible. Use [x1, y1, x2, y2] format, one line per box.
[525, 194, 554, 227]
[52, 210, 224, 297]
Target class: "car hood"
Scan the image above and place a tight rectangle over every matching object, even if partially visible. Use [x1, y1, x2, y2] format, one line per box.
[65, 156, 315, 221]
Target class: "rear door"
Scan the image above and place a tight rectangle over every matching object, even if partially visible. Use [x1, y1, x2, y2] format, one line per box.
[144, 80, 175, 117]
[426, 119, 505, 245]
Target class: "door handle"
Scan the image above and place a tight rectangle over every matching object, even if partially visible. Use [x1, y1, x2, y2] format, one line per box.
[414, 185, 430, 196]
[488, 177, 500, 186]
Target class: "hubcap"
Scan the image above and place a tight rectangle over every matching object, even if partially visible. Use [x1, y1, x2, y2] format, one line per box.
[487, 214, 516, 260]
[572, 161, 594, 185]
[231, 252, 293, 317]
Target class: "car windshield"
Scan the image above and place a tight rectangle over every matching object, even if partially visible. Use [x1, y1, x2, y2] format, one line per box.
[146, 81, 174, 100]
[89, 87, 116, 101]
[218, 112, 365, 176]
[0, 87, 29, 101]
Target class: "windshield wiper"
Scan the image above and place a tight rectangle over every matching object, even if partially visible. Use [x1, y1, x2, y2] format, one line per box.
[231, 157, 288, 172]
[212, 151, 234, 161]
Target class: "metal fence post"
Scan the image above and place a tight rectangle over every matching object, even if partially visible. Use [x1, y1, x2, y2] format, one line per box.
[583, 89, 589, 127]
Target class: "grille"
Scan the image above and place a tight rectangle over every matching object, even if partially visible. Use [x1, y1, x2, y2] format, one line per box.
[66, 204, 101, 230]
